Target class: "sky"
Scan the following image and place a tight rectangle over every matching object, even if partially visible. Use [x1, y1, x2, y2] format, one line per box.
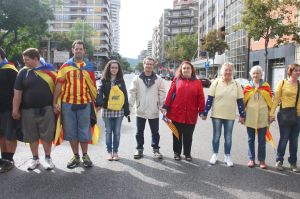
[119, 0, 173, 59]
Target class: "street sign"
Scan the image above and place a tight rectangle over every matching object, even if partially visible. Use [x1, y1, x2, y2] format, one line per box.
[54, 51, 69, 63]
[205, 62, 210, 68]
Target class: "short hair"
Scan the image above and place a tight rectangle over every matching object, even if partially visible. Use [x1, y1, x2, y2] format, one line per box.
[175, 60, 196, 78]
[249, 65, 263, 78]
[22, 48, 40, 60]
[0, 47, 7, 60]
[143, 56, 155, 65]
[72, 40, 86, 49]
[102, 60, 124, 81]
[220, 62, 235, 77]
[287, 63, 300, 77]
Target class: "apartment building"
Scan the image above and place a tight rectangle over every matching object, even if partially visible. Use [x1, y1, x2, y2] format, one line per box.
[194, 0, 225, 77]
[48, 0, 111, 66]
[156, 0, 198, 65]
[111, 0, 120, 53]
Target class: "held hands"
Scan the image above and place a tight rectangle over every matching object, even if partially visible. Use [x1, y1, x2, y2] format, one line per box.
[161, 108, 167, 115]
[239, 117, 245, 125]
[269, 116, 275, 123]
[53, 103, 60, 115]
[201, 115, 207, 120]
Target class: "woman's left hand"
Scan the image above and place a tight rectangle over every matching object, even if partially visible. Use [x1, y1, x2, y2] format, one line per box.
[239, 117, 245, 124]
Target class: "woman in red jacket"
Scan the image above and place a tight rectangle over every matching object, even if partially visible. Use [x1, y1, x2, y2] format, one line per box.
[162, 61, 205, 161]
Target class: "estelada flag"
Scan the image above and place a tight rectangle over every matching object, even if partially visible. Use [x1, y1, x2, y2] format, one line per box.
[54, 58, 99, 146]
[162, 115, 179, 140]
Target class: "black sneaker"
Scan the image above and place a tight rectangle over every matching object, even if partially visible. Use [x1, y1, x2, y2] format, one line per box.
[0, 160, 14, 173]
[67, 155, 80, 169]
[133, 150, 143, 159]
[82, 154, 93, 167]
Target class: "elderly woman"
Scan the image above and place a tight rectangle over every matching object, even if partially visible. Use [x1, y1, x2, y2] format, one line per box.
[202, 62, 245, 167]
[162, 61, 205, 161]
[243, 66, 272, 169]
[270, 64, 300, 173]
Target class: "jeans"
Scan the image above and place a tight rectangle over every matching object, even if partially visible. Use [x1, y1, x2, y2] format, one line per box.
[173, 121, 195, 156]
[247, 127, 266, 161]
[211, 118, 235, 155]
[136, 117, 160, 150]
[103, 116, 123, 153]
[276, 113, 300, 165]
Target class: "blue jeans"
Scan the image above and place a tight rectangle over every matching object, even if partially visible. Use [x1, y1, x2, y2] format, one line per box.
[276, 114, 300, 165]
[247, 127, 266, 161]
[103, 116, 123, 153]
[136, 117, 160, 150]
[211, 118, 235, 154]
[61, 103, 91, 142]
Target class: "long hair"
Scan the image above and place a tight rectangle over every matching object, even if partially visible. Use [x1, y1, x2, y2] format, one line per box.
[175, 60, 196, 78]
[102, 60, 124, 81]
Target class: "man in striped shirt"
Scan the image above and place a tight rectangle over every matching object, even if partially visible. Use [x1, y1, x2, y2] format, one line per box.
[53, 40, 97, 169]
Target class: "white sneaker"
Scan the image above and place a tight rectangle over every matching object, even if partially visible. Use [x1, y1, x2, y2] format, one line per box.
[224, 155, 234, 167]
[27, 159, 40, 171]
[209, 153, 218, 165]
[44, 158, 55, 170]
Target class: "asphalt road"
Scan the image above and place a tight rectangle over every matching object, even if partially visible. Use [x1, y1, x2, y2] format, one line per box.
[1, 74, 299, 199]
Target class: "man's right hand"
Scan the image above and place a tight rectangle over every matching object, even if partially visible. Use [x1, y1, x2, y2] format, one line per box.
[53, 103, 60, 114]
[12, 110, 21, 120]
[202, 115, 207, 120]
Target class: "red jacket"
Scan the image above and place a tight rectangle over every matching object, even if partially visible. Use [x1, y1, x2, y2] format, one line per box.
[164, 77, 205, 124]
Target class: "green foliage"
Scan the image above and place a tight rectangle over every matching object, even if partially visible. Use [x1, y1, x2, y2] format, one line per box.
[238, 0, 300, 44]
[0, 0, 54, 59]
[135, 62, 144, 72]
[165, 34, 198, 63]
[68, 20, 95, 58]
[201, 29, 228, 63]
[237, 0, 300, 81]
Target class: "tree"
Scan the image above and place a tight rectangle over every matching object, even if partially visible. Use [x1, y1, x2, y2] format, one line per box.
[68, 20, 96, 58]
[0, 0, 54, 57]
[201, 29, 228, 68]
[165, 33, 198, 65]
[237, 0, 300, 82]
[135, 62, 144, 72]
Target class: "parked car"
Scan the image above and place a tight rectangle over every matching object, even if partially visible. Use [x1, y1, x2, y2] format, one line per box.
[235, 78, 249, 89]
[197, 76, 211, 88]
[159, 73, 166, 79]
[165, 73, 175, 81]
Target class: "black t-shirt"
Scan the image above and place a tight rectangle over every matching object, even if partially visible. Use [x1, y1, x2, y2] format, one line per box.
[14, 68, 53, 109]
[0, 68, 17, 113]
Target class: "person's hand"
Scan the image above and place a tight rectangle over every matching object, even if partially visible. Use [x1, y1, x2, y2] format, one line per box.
[161, 108, 167, 115]
[12, 110, 21, 120]
[53, 103, 60, 114]
[96, 106, 101, 112]
[201, 115, 207, 120]
[269, 116, 275, 123]
[239, 117, 245, 124]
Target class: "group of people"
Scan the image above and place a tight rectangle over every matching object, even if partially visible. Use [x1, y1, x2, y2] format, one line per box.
[0, 40, 299, 174]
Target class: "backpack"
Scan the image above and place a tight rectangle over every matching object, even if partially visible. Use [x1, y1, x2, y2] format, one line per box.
[107, 85, 125, 111]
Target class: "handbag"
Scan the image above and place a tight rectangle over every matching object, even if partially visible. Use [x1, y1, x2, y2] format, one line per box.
[278, 80, 299, 126]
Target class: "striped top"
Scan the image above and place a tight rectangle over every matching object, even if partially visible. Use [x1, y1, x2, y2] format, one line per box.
[57, 61, 93, 104]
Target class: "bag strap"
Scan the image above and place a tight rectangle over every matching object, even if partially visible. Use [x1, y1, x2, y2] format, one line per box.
[280, 80, 299, 109]
[295, 80, 299, 107]
[280, 80, 285, 110]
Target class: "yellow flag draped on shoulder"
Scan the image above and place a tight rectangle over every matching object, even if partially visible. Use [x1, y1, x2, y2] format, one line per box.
[244, 81, 275, 148]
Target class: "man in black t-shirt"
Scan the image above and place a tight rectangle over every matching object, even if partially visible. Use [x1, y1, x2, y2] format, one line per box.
[0, 47, 18, 173]
[13, 48, 57, 171]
